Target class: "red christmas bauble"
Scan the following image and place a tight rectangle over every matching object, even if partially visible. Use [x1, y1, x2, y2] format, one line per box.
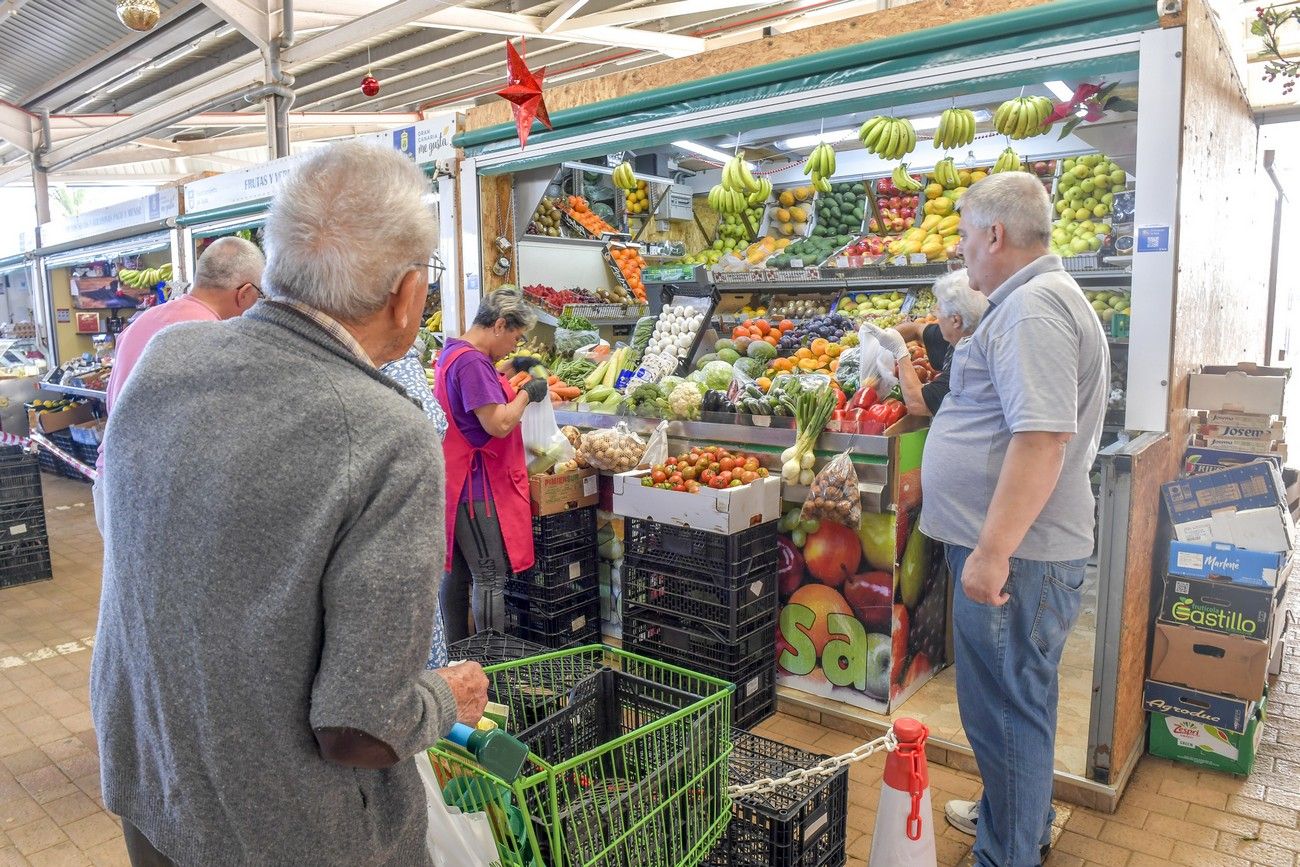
[361, 75, 380, 97]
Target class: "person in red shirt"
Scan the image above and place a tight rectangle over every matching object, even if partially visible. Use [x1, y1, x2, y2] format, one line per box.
[93, 236, 264, 531]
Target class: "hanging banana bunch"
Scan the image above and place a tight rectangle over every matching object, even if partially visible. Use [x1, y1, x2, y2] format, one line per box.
[859, 116, 916, 160]
[933, 108, 977, 150]
[612, 161, 638, 191]
[932, 157, 960, 189]
[709, 151, 766, 214]
[992, 96, 1054, 140]
[991, 146, 1022, 174]
[891, 164, 923, 193]
[802, 141, 837, 194]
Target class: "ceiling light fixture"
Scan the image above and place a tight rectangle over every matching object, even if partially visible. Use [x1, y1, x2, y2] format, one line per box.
[778, 128, 855, 150]
[1044, 80, 1074, 101]
[672, 140, 754, 166]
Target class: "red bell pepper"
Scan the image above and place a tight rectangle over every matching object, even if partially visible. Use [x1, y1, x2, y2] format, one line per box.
[881, 398, 906, 426]
[848, 385, 879, 411]
[866, 402, 893, 426]
[858, 419, 886, 435]
[832, 385, 847, 412]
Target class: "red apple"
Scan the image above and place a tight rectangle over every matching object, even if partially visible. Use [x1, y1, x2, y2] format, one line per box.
[844, 570, 894, 632]
[777, 535, 806, 599]
[803, 521, 863, 588]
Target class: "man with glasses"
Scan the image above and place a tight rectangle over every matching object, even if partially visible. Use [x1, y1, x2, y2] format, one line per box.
[93, 235, 265, 531]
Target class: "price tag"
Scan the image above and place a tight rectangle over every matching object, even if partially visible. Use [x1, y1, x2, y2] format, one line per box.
[908, 254, 927, 265]
[790, 258, 804, 269]
[891, 256, 909, 266]
[804, 267, 821, 280]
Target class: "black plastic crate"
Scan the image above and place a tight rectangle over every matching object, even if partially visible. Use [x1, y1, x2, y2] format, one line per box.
[530, 540, 599, 579]
[72, 441, 99, 467]
[0, 536, 52, 589]
[0, 500, 47, 550]
[35, 430, 89, 482]
[0, 447, 42, 506]
[725, 658, 777, 730]
[505, 566, 599, 606]
[623, 603, 772, 676]
[446, 629, 547, 667]
[533, 506, 597, 551]
[625, 519, 778, 579]
[506, 596, 601, 649]
[704, 731, 849, 867]
[623, 555, 777, 634]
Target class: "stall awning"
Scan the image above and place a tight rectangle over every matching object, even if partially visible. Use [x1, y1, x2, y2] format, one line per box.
[41, 231, 172, 269]
[177, 201, 271, 229]
[458, 0, 1155, 173]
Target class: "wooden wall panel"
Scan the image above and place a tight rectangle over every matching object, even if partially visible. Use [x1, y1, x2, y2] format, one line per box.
[465, 0, 1056, 132]
[1169, 0, 1270, 450]
[1110, 434, 1172, 786]
[478, 173, 517, 292]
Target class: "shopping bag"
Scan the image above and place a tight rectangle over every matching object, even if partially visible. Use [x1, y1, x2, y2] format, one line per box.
[521, 397, 574, 475]
[417, 751, 502, 867]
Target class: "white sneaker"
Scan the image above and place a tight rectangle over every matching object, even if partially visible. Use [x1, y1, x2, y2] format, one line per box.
[945, 799, 978, 836]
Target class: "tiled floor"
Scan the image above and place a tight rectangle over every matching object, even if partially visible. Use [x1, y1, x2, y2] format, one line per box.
[3, 474, 1299, 866]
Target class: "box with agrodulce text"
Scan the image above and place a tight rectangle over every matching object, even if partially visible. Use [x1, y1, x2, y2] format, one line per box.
[1167, 541, 1291, 587]
[1157, 573, 1287, 640]
[1149, 622, 1281, 702]
[610, 471, 779, 535]
[1188, 363, 1289, 416]
[1162, 461, 1296, 553]
[1143, 679, 1256, 734]
[1182, 446, 1284, 477]
[1148, 692, 1267, 775]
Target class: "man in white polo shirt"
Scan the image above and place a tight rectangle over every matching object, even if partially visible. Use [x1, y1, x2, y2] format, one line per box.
[921, 172, 1108, 866]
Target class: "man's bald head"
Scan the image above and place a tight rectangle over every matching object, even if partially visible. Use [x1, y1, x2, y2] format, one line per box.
[194, 236, 265, 295]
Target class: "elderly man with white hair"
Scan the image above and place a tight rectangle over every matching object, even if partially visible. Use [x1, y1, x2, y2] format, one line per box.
[864, 268, 988, 417]
[920, 173, 1108, 866]
[92, 142, 488, 867]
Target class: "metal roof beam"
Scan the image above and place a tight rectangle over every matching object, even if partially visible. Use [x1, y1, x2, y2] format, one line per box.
[282, 2, 704, 66]
[94, 37, 263, 113]
[556, 0, 766, 30]
[199, 0, 272, 49]
[0, 101, 36, 153]
[542, 0, 591, 32]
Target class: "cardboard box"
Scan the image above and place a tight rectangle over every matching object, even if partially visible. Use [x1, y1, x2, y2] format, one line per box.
[27, 402, 94, 434]
[1194, 411, 1286, 443]
[529, 468, 598, 516]
[1162, 461, 1296, 552]
[1182, 446, 1283, 477]
[1188, 363, 1289, 415]
[1143, 679, 1256, 733]
[1148, 692, 1267, 775]
[1191, 436, 1287, 458]
[1149, 622, 1279, 702]
[609, 471, 780, 535]
[1167, 540, 1291, 587]
[1158, 573, 1286, 639]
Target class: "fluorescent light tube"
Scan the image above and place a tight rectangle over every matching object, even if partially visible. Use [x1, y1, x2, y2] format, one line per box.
[673, 140, 738, 164]
[1044, 81, 1074, 101]
[779, 128, 855, 150]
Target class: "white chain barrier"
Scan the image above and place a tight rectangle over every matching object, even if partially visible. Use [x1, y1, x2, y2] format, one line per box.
[728, 729, 899, 800]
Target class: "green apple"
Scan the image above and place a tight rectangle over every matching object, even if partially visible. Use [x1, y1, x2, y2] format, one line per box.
[1093, 204, 1109, 218]
[1087, 235, 1102, 251]
[1072, 165, 1090, 179]
[1109, 169, 1125, 186]
[1071, 237, 1090, 253]
[1075, 207, 1091, 221]
[1102, 192, 1115, 206]
[1097, 223, 1113, 234]
[1063, 159, 1077, 172]
[1081, 179, 1096, 194]
[1052, 228, 1067, 243]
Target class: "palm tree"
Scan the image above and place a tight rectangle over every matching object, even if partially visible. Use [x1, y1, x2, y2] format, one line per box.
[52, 187, 86, 219]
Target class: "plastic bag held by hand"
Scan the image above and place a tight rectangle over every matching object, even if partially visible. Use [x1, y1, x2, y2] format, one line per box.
[856, 324, 898, 396]
[522, 398, 574, 475]
[418, 753, 500, 866]
[800, 452, 862, 529]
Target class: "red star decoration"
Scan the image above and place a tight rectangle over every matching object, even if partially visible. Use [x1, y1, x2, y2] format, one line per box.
[496, 39, 552, 149]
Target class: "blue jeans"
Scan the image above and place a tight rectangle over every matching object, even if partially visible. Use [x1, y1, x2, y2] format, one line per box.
[947, 544, 1087, 867]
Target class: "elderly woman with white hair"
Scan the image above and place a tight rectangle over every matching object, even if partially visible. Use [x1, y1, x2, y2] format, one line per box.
[864, 268, 988, 417]
[92, 141, 488, 867]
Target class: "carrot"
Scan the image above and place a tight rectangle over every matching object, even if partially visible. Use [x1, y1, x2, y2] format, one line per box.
[554, 386, 582, 400]
[548, 375, 560, 385]
[509, 371, 531, 389]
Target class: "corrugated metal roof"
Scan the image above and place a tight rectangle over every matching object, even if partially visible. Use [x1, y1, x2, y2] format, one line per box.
[0, 0, 190, 103]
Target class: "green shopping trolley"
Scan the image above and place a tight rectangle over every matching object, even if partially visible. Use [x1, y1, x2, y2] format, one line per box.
[428, 645, 735, 867]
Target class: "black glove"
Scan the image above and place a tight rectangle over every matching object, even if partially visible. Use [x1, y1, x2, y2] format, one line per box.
[522, 377, 550, 403]
[510, 355, 543, 374]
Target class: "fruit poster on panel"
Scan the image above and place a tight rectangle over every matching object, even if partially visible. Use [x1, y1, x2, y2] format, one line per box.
[775, 430, 948, 713]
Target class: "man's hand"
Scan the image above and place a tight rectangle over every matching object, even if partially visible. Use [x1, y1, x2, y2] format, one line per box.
[863, 322, 909, 360]
[434, 661, 489, 724]
[961, 546, 1011, 606]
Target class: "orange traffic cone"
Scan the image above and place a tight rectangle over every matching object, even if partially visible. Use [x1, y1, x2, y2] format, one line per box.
[868, 718, 936, 866]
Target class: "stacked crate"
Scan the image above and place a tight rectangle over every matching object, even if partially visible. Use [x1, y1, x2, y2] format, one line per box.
[621, 519, 779, 729]
[705, 730, 849, 867]
[505, 507, 601, 649]
[0, 445, 50, 589]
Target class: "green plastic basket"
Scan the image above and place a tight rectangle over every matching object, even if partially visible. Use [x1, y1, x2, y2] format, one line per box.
[428, 644, 734, 867]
